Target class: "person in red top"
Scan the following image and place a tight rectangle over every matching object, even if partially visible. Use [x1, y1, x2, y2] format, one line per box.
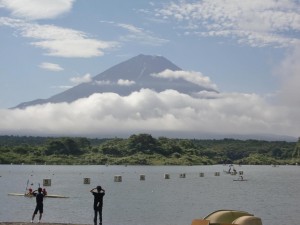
[42, 188, 47, 196]
[27, 188, 33, 196]
[90, 186, 105, 225]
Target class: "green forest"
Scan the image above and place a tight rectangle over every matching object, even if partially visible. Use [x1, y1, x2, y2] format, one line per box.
[0, 134, 300, 165]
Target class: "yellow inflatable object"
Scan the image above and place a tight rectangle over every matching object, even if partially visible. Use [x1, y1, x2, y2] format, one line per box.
[191, 210, 262, 225]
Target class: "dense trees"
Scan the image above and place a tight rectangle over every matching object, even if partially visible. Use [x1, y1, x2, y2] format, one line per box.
[0, 134, 298, 165]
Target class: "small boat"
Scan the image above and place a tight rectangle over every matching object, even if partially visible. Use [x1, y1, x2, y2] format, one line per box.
[8, 193, 69, 198]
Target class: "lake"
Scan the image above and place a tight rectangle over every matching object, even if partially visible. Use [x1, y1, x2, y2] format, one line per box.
[0, 164, 299, 225]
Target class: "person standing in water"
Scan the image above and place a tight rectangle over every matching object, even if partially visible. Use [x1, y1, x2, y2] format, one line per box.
[90, 186, 105, 225]
[31, 187, 44, 223]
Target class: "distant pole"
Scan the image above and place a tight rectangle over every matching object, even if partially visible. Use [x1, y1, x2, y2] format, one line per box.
[25, 179, 29, 194]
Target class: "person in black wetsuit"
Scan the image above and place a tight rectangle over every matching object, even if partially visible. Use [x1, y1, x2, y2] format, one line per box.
[90, 186, 105, 225]
[31, 187, 44, 223]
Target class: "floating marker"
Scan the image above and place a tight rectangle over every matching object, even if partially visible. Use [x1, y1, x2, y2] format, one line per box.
[214, 172, 220, 176]
[164, 174, 170, 179]
[114, 175, 122, 182]
[140, 174, 145, 181]
[43, 179, 51, 186]
[199, 172, 204, 177]
[83, 178, 91, 184]
[179, 173, 186, 178]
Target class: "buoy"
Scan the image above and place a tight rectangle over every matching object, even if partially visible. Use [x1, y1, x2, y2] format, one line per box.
[179, 173, 186, 178]
[214, 172, 220, 176]
[83, 178, 91, 184]
[43, 179, 51, 186]
[114, 175, 122, 182]
[199, 172, 204, 177]
[164, 174, 170, 179]
[140, 174, 145, 181]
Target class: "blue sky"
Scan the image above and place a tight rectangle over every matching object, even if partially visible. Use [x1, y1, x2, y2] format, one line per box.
[0, 0, 300, 139]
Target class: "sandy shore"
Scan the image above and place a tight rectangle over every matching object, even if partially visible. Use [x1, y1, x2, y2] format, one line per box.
[0, 223, 91, 225]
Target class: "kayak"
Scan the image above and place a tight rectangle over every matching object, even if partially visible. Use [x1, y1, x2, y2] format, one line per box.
[8, 193, 69, 198]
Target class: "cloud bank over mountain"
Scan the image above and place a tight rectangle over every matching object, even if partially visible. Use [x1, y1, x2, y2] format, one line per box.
[0, 52, 299, 140]
[0, 87, 297, 139]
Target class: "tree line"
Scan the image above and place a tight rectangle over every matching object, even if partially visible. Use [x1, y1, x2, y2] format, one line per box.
[0, 134, 299, 165]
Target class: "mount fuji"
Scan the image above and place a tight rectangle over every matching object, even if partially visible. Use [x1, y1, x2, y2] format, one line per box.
[15, 54, 217, 109]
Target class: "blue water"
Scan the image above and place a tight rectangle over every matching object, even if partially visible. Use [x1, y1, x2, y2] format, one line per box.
[0, 165, 299, 225]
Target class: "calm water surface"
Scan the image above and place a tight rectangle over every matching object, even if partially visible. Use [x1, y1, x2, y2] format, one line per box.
[0, 165, 299, 225]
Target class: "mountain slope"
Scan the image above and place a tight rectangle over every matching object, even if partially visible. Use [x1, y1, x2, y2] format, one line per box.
[15, 54, 214, 108]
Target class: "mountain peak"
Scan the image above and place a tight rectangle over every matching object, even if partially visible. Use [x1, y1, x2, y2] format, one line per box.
[94, 54, 181, 82]
[14, 54, 213, 109]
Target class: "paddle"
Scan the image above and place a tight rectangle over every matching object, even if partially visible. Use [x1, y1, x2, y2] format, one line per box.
[25, 179, 29, 195]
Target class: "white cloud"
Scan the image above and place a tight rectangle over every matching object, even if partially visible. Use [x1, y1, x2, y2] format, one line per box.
[95, 80, 111, 85]
[117, 79, 136, 86]
[39, 62, 64, 71]
[0, 17, 118, 57]
[152, 69, 218, 90]
[0, 89, 298, 138]
[0, 0, 74, 20]
[70, 73, 92, 84]
[32, 38, 115, 58]
[94, 79, 135, 86]
[155, 0, 300, 47]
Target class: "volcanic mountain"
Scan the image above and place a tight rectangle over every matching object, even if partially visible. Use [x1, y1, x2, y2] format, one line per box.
[15, 54, 216, 108]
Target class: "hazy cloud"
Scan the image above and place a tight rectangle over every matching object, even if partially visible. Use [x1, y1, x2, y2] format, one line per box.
[275, 45, 300, 133]
[39, 62, 64, 71]
[155, 0, 300, 47]
[70, 73, 92, 84]
[276, 44, 300, 121]
[152, 69, 218, 90]
[0, 17, 118, 57]
[100, 21, 169, 46]
[0, 89, 297, 138]
[0, 0, 74, 20]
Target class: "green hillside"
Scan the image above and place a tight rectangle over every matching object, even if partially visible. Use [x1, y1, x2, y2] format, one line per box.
[0, 134, 299, 165]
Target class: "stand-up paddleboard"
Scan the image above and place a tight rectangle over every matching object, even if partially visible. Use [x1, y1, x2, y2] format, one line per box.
[233, 179, 248, 181]
[8, 193, 69, 198]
